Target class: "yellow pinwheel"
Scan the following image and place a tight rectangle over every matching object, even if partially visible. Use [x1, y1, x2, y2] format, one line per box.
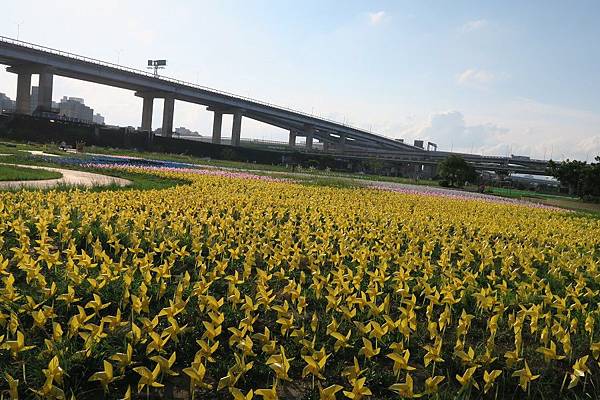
[266, 346, 293, 382]
[389, 373, 415, 398]
[343, 377, 372, 400]
[2, 331, 35, 359]
[133, 364, 164, 393]
[358, 337, 380, 360]
[302, 352, 329, 380]
[85, 293, 111, 317]
[456, 366, 479, 390]
[536, 340, 565, 363]
[331, 330, 352, 352]
[511, 361, 539, 392]
[230, 387, 254, 400]
[424, 375, 445, 395]
[483, 370, 502, 394]
[255, 382, 278, 400]
[183, 360, 213, 396]
[196, 338, 219, 363]
[89, 360, 116, 392]
[387, 349, 415, 377]
[319, 383, 344, 400]
[568, 356, 590, 389]
[110, 344, 133, 372]
[146, 331, 170, 355]
[150, 352, 179, 378]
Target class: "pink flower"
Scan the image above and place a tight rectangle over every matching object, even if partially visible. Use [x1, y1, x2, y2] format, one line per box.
[370, 183, 563, 211]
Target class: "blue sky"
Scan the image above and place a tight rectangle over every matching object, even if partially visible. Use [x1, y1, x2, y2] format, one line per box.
[1, 0, 599, 160]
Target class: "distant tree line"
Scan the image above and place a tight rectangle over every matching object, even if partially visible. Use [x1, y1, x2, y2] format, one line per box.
[547, 157, 600, 201]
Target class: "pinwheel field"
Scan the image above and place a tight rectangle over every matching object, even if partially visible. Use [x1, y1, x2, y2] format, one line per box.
[0, 166, 599, 399]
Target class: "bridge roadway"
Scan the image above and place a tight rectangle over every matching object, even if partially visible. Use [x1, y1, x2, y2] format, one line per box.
[244, 139, 549, 175]
[0, 35, 420, 152]
[329, 149, 548, 175]
[0, 36, 550, 174]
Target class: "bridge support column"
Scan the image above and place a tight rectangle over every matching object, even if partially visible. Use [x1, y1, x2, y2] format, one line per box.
[15, 73, 32, 114]
[37, 72, 54, 110]
[162, 97, 174, 137]
[323, 142, 330, 152]
[288, 130, 296, 148]
[231, 110, 242, 146]
[339, 134, 347, 152]
[141, 96, 154, 132]
[212, 111, 223, 144]
[304, 125, 314, 149]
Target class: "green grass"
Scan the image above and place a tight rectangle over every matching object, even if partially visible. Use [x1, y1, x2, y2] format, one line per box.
[472, 185, 600, 216]
[84, 168, 191, 191]
[531, 197, 600, 216]
[0, 164, 62, 181]
[482, 186, 577, 200]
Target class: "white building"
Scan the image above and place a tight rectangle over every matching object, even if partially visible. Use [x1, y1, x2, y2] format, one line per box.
[58, 96, 94, 122]
[92, 113, 105, 125]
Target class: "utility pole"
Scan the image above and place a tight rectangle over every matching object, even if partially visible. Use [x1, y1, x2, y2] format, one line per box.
[15, 20, 24, 40]
[115, 49, 124, 64]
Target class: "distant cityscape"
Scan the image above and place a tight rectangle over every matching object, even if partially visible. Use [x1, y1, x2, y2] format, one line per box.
[0, 89, 105, 125]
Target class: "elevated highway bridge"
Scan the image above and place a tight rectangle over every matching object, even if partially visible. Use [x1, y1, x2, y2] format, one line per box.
[0, 36, 550, 175]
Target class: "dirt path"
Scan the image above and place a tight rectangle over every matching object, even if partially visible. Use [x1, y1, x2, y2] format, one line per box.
[0, 164, 131, 190]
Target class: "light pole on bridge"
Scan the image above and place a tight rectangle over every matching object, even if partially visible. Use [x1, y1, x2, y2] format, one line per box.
[115, 49, 124, 65]
[14, 20, 24, 41]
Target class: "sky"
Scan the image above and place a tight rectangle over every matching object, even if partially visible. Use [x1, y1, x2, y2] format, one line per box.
[1, 0, 599, 160]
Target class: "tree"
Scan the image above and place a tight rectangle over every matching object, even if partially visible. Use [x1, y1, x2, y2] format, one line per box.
[583, 157, 600, 198]
[547, 159, 589, 196]
[438, 155, 477, 187]
[547, 157, 600, 199]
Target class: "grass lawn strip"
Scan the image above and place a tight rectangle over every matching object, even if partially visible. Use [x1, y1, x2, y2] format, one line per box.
[0, 163, 62, 181]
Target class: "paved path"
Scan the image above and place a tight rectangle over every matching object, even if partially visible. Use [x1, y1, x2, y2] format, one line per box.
[0, 164, 131, 190]
[19, 150, 61, 157]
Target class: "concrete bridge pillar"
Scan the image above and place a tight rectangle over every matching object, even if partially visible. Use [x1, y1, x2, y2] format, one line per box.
[288, 130, 296, 148]
[37, 72, 54, 111]
[339, 134, 347, 152]
[162, 97, 175, 137]
[141, 96, 154, 132]
[304, 125, 314, 149]
[212, 111, 223, 144]
[15, 72, 32, 114]
[323, 141, 330, 152]
[231, 110, 242, 146]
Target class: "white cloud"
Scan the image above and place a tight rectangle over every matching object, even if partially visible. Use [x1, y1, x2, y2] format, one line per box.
[393, 106, 600, 160]
[575, 135, 600, 161]
[418, 111, 507, 151]
[368, 11, 387, 26]
[457, 69, 496, 87]
[461, 19, 488, 33]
